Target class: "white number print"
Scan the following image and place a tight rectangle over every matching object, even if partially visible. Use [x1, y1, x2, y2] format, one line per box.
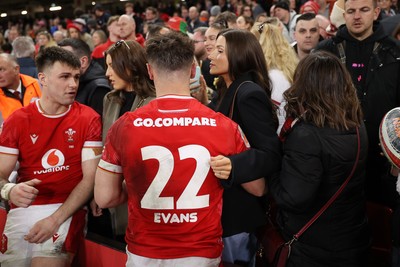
[140, 145, 211, 210]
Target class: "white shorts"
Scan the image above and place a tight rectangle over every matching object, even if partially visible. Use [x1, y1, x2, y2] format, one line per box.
[126, 248, 221, 267]
[0, 203, 86, 266]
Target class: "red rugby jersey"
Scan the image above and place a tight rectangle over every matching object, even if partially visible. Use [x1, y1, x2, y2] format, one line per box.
[0, 100, 102, 205]
[99, 95, 248, 259]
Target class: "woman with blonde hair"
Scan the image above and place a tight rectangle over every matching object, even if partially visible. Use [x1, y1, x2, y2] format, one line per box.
[253, 20, 299, 131]
[35, 30, 57, 55]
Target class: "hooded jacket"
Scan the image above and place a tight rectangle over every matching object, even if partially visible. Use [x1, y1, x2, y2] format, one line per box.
[76, 60, 111, 116]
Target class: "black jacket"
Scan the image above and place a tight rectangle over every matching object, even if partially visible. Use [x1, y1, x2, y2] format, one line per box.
[269, 122, 370, 267]
[76, 60, 111, 116]
[213, 72, 281, 236]
[316, 22, 400, 202]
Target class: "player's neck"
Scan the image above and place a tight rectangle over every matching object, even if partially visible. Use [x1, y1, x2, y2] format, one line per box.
[38, 99, 70, 115]
[154, 79, 190, 97]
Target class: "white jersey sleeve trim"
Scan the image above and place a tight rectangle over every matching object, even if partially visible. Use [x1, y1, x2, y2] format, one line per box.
[0, 146, 19, 155]
[98, 159, 123, 174]
[83, 141, 103, 148]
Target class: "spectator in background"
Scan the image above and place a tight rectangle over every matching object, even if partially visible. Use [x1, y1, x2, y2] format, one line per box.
[300, 0, 321, 14]
[241, 4, 254, 18]
[193, 27, 208, 64]
[53, 30, 65, 44]
[188, 6, 208, 33]
[293, 13, 321, 59]
[125, 2, 143, 34]
[215, 11, 238, 28]
[35, 31, 57, 55]
[254, 20, 299, 131]
[92, 30, 107, 48]
[73, 18, 94, 51]
[91, 15, 120, 68]
[200, 10, 210, 25]
[12, 36, 38, 78]
[119, 15, 145, 47]
[144, 6, 165, 26]
[236, 15, 254, 31]
[180, 5, 190, 21]
[58, 38, 111, 116]
[6, 26, 20, 45]
[203, 22, 228, 90]
[379, 0, 397, 17]
[274, 1, 297, 42]
[0, 53, 41, 121]
[93, 4, 111, 31]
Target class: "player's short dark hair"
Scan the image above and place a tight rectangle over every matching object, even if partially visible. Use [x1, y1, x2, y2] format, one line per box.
[58, 38, 91, 59]
[146, 31, 194, 72]
[36, 46, 81, 72]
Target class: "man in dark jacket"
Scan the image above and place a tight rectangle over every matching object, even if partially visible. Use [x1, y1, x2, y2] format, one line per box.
[58, 38, 110, 116]
[316, 0, 400, 205]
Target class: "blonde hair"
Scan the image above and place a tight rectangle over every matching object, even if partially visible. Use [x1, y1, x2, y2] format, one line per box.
[253, 21, 298, 84]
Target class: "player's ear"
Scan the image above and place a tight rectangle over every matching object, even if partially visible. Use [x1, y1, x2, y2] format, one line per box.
[38, 72, 46, 87]
[146, 63, 154, 80]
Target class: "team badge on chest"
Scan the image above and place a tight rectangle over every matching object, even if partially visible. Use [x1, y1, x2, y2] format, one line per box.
[64, 128, 76, 148]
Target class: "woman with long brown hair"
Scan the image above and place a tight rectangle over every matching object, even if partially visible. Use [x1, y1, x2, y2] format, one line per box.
[102, 40, 156, 238]
[208, 29, 281, 266]
[269, 51, 369, 266]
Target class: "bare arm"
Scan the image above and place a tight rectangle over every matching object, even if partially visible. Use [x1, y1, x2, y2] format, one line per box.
[94, 168, 127, 208]
[24, 156, 100, 244]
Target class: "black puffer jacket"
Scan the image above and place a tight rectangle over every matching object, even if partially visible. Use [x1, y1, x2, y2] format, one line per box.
[269, 122, 370, 267]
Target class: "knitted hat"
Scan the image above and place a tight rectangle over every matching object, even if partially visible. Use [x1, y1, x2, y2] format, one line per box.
[274, 1, 290, 12]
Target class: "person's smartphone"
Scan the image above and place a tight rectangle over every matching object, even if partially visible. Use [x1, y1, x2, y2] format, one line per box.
[191, 66, 201, 88]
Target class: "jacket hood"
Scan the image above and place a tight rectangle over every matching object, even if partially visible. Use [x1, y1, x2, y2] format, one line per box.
[80, 61, 107, 84]
[335, 21, 388, 44]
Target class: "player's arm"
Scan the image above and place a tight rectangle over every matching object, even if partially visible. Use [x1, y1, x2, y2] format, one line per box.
[24, 150, 100, 244]
[0, 153, 41, 207]
[94, 166, 127, 208]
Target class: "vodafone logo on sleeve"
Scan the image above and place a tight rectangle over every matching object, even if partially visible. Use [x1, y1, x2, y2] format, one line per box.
[33, 149, 70, 175]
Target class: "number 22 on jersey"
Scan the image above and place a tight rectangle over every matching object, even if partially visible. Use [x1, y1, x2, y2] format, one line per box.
[140, 144, 211, 210]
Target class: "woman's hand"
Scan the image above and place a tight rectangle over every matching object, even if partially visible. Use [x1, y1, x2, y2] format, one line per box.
[210, 155, 232, 180]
